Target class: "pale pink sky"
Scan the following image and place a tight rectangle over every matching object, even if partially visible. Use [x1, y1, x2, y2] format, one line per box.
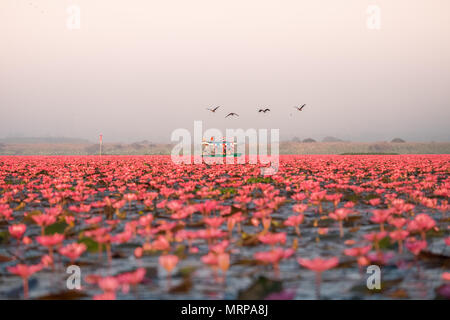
[0, 0, 449, 142]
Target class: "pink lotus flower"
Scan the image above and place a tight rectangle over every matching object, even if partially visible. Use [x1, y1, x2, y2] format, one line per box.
[363, 231, 387, 251]
[389, 230, 409, 253]
[310, 191, 327, 213]
[210, 240, 229, 254]
[123, 193, 137, 203]
[112, 200, 126, 210]
[297, 257, 339, 273]
[284, 214, 304, 236]
[344, 202, 355, 208]
[32, 214, 56, 234]
[22, 236, 32, 245]
[204, 216, 225, 228]
[8, 224, 26, 240]
[93, 292, 116, 300]
[159, 254, 179, 274]
[329, 208, 352, 238]
[217, 253, 230, 274]
[139, 214, 153, 227]
[297, 257, 339, 299]
[44, 206, 63, 216]
[258, 232, 286, 246]
[370, 209, 393, 231]
[326, 194, 343, 208]
[37, 233, 65, 268]
[344, 245, 371, 258]
[65, 216, 75, 225]
[7, 264, 43, 299]
[85, 216, 102, 225]
[407, 214, 436, 240]
[37, 233, 65, 247]
[41, 254, 53, 267]
[111, 230, 133, 244]
[151, 235, 170, 251]
[291, 193, 306, 202]
[388, 217, 407, 229]
[201, 252, 219, 266]
[134, 247, 143, 258]
[59, 242, 87, 263]
[367, 251, 394, 265]
[292, 204, 308, 213]
[254, 248, 294, 265]
[117, 268, 146, 293]
[0, 204, 13, 220]
[254, 248, 294, 275]
[96, 276, 120, 299]
[405, 238, 427, 256]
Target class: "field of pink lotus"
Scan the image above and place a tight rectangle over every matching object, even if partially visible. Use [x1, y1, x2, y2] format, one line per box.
[0, 155, 449, 300]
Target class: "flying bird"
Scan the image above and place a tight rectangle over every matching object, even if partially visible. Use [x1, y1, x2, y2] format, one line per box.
[294, 104, 306, 111]
[225, 113, 239, 118]
[206, 106, 220, 113]
[258, 108, 271, 113]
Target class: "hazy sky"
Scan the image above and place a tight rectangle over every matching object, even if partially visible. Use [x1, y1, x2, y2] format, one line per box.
[1, 0, 449, 143]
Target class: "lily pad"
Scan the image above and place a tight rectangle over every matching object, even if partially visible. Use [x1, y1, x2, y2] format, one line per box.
[238, 276, 283, 300]
[78, 237, 100, 253]
[44, 222, 68, 235]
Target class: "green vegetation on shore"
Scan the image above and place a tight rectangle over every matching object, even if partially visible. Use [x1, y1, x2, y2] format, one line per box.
[1, 141, 449, 155]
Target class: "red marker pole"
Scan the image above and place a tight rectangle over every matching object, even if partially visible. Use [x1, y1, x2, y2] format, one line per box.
[99, 134, 103, 156]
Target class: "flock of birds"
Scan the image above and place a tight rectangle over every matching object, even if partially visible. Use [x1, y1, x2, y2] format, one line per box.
[28, 2, 45, 14]
[207, 104, 307, 118]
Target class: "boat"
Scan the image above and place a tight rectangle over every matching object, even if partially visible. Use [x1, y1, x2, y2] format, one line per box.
[202, 137, 241, 157]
